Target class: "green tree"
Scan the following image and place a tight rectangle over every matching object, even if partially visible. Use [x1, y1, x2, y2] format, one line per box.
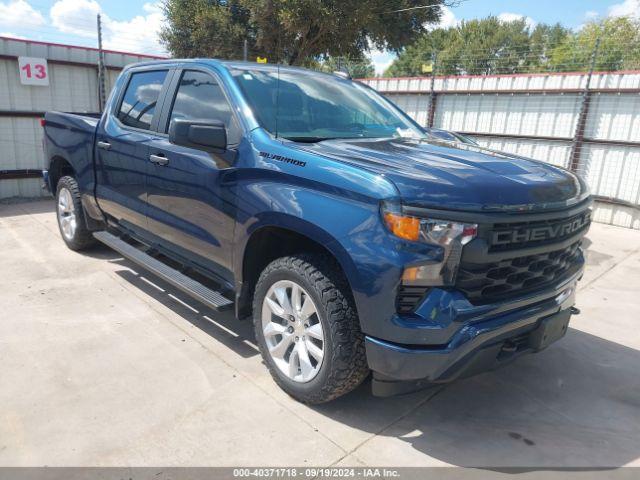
[160, 0, 450, 65]
[548, 17, 640, 72]
[384, 28, 453, 77]
[317, 56, 375, 78]
[386, 16, 572, 77]
[386, 15, 640, 77]
[524, 23, 571, 71]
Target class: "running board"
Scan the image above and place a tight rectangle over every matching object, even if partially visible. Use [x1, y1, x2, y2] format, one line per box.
[93, 231, 233, 311]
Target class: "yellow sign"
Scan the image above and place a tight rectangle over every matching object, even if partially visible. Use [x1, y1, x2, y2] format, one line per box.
[256, 56, 267, 64]
[421, 63, 433, 74]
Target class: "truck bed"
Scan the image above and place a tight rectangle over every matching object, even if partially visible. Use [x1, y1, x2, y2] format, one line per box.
[43, 111, 100, 200]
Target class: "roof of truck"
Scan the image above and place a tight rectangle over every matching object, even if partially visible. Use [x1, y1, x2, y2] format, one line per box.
[123, 58, 333, 76]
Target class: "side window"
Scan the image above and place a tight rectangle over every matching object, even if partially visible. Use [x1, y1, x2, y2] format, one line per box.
[117, 70, 168, 130]
[168, 70, 241, 145]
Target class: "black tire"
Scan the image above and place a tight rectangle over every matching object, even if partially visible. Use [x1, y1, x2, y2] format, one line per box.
[55, 175, 95, 251]
[253, 254, 369, 403]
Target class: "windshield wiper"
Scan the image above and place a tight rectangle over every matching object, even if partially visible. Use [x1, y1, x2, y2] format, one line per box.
[283, 136, 341, 143]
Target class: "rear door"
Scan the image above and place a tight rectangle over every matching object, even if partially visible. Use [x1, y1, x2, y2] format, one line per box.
[95, 67, 173, 233]
[144, 68, 242, 282]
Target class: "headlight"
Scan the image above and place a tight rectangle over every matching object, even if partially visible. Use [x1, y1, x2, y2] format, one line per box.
[382, 203, 477, 286]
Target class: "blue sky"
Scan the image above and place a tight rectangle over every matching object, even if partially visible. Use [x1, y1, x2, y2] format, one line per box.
[454, 0, 631, 28]
[1, 0, 638, 72]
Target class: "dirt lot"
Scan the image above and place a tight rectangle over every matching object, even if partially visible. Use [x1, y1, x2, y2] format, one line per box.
[1, 199, 639, 468]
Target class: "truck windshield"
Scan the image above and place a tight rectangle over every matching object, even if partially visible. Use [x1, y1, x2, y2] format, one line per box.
[231, 68, 425, 142]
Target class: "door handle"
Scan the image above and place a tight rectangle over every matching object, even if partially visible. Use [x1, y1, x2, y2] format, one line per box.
[97, 141, 111, 150]
[149, 154, 169, 166]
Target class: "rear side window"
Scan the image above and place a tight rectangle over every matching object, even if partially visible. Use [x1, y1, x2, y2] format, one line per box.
[117, 70, 168, 130]
[167, 70, 241, 144]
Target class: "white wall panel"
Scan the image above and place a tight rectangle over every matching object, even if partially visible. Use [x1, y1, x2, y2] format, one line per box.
[0, 117, 43, 169]
[585, 93, 640, 142]
[433, 93, 581, 138]
[592, 202, 640, 230]
[0, 178, 43, 198]
[0, 59, 99, 112]
[0, 37, 162, 69]
[386, 93, 431, 127]
[0, 37, 163, 199]
[579, 145, 640, 204]
[472, 136, 572, 168]
[363, 71, 640, 94]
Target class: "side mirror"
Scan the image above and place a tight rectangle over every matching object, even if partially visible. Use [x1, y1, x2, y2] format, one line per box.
[169, 119, 227, 152]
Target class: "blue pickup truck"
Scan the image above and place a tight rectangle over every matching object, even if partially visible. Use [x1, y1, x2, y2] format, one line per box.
[42, 60, 591, 403]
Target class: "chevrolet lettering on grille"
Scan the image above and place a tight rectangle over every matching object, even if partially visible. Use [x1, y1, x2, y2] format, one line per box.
[491, 211, 591, 246]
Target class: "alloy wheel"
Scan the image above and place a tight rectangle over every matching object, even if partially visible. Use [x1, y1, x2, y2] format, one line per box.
[261, 280, 325, 382]
[57, 187, 77, 241]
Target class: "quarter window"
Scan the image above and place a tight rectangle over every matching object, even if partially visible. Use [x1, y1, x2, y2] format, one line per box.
[168, 70, 241, 144]
[117, 70, 168, 130]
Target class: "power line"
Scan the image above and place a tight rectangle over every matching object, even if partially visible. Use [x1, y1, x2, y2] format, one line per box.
[385, 4, 442, 14]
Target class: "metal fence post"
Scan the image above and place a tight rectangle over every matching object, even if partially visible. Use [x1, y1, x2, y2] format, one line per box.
[427, 52, 437, 128]
[569, 37, 601, 172]
[97, 14, 106, 112]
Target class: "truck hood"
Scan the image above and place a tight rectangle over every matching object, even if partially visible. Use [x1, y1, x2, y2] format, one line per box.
[299, 137, 589, 212]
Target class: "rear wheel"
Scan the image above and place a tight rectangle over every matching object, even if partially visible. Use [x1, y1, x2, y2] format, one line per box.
[253, 255, 369, 403]
[56, 176, 95, 251]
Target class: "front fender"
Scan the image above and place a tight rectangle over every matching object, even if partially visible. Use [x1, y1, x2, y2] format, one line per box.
[233, 190, 374, 293]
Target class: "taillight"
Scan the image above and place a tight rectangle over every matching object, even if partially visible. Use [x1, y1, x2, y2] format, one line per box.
[40, 118, 46, 127]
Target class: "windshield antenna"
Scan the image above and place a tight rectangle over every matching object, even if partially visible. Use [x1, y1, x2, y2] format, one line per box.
[275, 63, 280, 139]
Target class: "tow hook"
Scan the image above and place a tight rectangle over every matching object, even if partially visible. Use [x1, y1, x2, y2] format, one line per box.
[570, 306, 581, 315]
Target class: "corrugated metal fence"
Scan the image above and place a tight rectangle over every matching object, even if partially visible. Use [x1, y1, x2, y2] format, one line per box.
[2, 37, 639, 230]
[0, 37, 163, 198]
[363, 72, 640, 229]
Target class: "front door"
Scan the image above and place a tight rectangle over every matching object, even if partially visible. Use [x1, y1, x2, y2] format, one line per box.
[95, 68, 171, 233]
[145, 69, 242, 282]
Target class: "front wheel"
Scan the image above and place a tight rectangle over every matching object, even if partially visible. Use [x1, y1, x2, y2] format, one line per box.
[253, 255, 369, 403]
[55, 176, 95, 251]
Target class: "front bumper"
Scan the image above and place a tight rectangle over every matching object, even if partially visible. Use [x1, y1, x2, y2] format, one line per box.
[366, 273, 580, 395]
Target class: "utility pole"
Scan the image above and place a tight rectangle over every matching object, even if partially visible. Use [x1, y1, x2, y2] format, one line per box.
[97, 14, 106, 112]
[427, 52, 437, 128]
[569, 37, 600, 172]
[243, 39, 248, 62]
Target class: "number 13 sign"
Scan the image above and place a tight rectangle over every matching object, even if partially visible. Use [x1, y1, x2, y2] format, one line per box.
[18, 57, 49, 86]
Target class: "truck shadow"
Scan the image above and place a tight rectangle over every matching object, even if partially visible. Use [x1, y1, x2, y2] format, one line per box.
[92, 243, 639, 469]
[103, 252, 259, 359]
[311, 327, 640, 469]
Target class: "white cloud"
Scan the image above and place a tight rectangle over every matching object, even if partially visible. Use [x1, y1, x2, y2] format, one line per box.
[585, 10, 599, 20]
[368, 49, 396, 76]
[50, 0, 100, 37]
[437, 6, 459, 29]
[498, 12, 537, 29]
[49, 0, 166, 55]
[0, 0, 45, 29]
[103, 2, 166, 55]
[426, 6, 459, 30]
[0, 31, 27, 39]
[608, 0, 640, 18]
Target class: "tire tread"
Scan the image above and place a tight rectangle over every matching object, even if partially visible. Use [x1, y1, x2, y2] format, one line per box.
[253, 254, 369, 403]
[56, 175, 95, 251]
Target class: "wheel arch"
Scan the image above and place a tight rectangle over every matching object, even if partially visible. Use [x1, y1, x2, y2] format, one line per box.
[235, 219, 358, 321]
[48, 156, 75, 192]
